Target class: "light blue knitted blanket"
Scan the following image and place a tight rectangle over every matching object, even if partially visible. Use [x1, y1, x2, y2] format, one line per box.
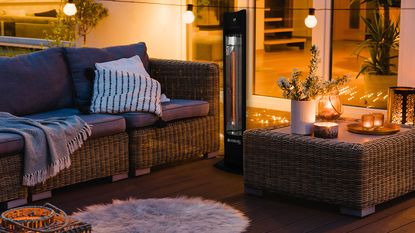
[0, 112, 91, 186]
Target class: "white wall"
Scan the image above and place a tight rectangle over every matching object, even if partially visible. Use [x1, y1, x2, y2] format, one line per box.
[398, 0, 415, 87]
[312, 0, 331, 79]
[85, 0, 186, 60]
[255, 0, 264, 50]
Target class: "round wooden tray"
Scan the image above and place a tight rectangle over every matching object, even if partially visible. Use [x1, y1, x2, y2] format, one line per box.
[347, 123, 400, 135]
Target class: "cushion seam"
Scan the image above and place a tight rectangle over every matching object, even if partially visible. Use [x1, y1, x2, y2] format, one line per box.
[164, 103, 208, 110]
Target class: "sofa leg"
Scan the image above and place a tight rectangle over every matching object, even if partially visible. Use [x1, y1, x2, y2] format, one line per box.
[204, 151, 219, 159]
[112, 172, 129, 182]
[340, 206, 375, 217]
[244, 186, 264, 197]
[2, 198, 27, 209]
[31, 191, 52, 202]
[135, 168, 151, 176]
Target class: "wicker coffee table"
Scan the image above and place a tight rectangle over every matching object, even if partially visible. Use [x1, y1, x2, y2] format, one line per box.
[243, 122, 415, 217]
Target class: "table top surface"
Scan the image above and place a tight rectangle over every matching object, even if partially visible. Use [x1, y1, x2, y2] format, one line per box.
[271, 122, 413, 144]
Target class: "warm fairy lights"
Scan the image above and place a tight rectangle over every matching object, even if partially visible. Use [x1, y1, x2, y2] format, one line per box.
[248, 110, 289, 127]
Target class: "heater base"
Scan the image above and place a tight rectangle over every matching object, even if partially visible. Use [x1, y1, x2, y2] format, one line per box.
[214, 159, 243, 175]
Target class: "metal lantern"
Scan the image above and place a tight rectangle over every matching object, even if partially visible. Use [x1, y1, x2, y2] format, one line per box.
[387, 87, 415, 125]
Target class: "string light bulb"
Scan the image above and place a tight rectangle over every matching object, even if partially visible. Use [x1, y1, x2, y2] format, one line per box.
[183, 4, 195, 24]
[63, 0, 77, 16]
[304, 8, 317, 28]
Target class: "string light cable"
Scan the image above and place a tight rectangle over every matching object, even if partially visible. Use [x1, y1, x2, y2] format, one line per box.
[95, 0, 411, 11]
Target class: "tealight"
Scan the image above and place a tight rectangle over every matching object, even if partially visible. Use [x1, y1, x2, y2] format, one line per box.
[313, 122, 339, 139]
[362, 114, 375, 129]
[373, 113, 384, 128]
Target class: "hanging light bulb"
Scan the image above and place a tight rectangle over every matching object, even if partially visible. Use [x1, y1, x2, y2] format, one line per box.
[63, 0, 77, 16]
[304, 8, 317, 28]
[183, 4, 195, 24]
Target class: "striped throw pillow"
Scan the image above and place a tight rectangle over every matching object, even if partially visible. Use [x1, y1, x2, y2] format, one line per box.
[90, 69, 162, 116]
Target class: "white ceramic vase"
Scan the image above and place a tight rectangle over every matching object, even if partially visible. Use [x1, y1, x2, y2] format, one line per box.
[291, 100, 316, 135]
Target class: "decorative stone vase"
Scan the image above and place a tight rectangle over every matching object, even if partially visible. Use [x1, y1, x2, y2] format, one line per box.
[364, 73, 397, 109]
[291, 100, 316, 135]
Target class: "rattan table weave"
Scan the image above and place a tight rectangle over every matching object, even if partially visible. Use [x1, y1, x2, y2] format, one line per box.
[243, 123, 415, 217]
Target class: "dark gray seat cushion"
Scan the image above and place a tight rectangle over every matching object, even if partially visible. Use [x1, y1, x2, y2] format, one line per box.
[0, 133, 24, 156]
[161, 99, 209, 122]
[121, 112, 158, 129]
[64, 42, 150, 110]
[0, 47, 73, 116]
[26, 108, 126, 139]
[0, 108, 127, 157]
[0, 99, 210, 155]
[116, 99, 210, 129]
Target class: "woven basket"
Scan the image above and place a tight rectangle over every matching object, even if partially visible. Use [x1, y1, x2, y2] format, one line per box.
[1, 203, 68, 232]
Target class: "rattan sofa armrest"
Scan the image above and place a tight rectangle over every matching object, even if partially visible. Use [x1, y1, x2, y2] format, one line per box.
[149, 58, 219, 118]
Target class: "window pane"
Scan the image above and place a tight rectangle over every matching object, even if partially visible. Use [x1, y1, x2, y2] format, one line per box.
[0, 2, 59, 40]
[254, 0, 313, 98]
[187, 0, 235, 90]
[332, 0, 400, 109]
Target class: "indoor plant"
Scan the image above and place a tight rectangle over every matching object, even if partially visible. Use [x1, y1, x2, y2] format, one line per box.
[352, 0, 400, 108]
[278, 45, 349, 135]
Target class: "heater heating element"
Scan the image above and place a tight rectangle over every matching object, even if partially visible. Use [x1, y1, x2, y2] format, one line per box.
[225, 35, 243, 133]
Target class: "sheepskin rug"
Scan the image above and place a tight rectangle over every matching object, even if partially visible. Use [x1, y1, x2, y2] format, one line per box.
[71, 197, 250, 233]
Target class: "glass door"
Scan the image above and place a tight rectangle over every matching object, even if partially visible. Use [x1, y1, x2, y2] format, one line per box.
[254, 0, 313, 98]
[331, 0, 400, 109]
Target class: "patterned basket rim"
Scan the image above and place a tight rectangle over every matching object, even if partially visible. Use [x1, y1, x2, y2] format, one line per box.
[1, 206, 55, 223]
[0, 203, 69, 233]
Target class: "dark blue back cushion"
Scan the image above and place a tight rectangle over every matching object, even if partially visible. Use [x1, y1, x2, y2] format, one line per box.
[0, 48, 73, 116]
[64, 42, 149, 109]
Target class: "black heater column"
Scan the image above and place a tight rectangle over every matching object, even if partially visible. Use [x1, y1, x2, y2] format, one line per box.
[219, 10, 247, 173]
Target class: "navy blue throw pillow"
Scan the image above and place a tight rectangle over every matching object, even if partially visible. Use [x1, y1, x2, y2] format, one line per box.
[64, 42, 150, 111]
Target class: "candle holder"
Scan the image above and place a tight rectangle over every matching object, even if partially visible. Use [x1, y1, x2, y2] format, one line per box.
[313, 122, 339, 139]
[373, 113, 384, 128]
[362, 114, 375, 130]
[317, 95, 342, 121]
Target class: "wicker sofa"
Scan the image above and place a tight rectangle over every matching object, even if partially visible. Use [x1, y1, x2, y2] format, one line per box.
[0, 43, 219, 208]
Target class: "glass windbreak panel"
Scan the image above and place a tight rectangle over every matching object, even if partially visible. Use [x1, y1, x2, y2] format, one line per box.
[187, 0, 235, 90]
[0, 1, 60, 40]
[225, 35, 243, 134]
[332, 0, 400, 109]
[254, 0, 313, 98]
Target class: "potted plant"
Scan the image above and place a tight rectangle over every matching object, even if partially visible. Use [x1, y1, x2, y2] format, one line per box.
[278, 45, 349, 135]
[353, 0, 400, 108]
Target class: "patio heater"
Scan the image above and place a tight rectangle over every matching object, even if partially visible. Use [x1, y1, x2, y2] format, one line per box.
[217, 10, 247, 173]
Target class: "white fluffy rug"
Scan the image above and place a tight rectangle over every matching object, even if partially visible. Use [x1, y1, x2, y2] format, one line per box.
[71, 197, 250, 233]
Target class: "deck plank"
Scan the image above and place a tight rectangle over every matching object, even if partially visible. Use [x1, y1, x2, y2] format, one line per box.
[28, 158, 415, 233]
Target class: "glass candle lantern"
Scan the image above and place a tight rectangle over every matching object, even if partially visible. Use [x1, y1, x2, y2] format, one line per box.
[373, 113, 384, 128]
[362, 114, 375, 129]
[317, 95, 342, 121]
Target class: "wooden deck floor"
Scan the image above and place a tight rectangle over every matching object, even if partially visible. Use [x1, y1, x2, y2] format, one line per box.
[33, 158, 415, 233]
